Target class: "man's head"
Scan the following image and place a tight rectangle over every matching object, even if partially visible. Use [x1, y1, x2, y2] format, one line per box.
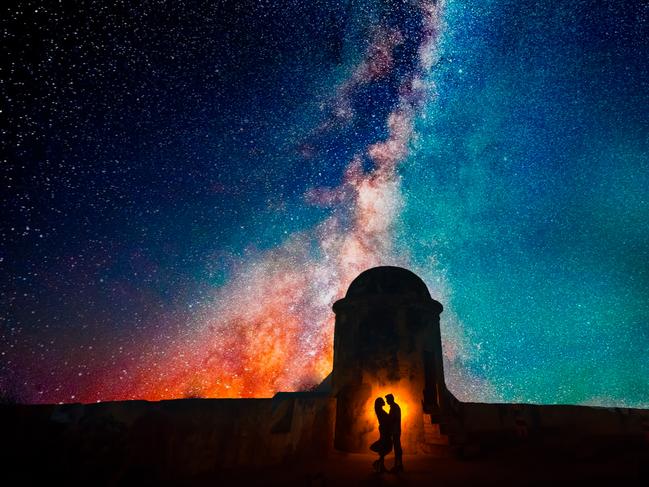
[385, 394, 394, 405]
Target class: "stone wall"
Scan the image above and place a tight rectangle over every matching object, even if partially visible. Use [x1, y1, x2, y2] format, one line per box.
[449, 401, 649, 460]
[1, 392, 335, 485]
[2, 392, 648, 484]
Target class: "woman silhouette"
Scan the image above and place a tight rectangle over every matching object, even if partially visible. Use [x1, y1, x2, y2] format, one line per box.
[369, 397, 392, 473]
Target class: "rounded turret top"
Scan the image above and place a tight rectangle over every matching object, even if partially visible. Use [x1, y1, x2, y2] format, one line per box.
[344, 266, 432, 300]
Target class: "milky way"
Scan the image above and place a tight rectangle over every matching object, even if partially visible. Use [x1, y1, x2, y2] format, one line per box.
[2, 0, 648, 406]
[84, 0, 471, 402]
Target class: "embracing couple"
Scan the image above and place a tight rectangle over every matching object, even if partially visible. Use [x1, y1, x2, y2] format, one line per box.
[370, 393, 403, 473]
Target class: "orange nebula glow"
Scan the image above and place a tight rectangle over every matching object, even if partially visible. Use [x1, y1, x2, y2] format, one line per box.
[77, 1, 452, 404]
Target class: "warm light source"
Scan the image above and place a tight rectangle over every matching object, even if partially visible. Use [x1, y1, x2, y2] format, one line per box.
[362, 382, 422, 453]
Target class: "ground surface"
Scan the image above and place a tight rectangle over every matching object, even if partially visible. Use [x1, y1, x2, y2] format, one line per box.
[212, 450, 648, 487]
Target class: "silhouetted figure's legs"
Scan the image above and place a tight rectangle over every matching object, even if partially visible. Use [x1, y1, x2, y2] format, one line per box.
[371, 397, 391, 473]
[386, 394, 403, 473]
[372, 454, 386, 473]
[392, 432, 403, 471]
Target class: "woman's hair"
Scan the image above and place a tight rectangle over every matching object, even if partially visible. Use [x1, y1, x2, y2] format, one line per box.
[374, 397, 385, 416]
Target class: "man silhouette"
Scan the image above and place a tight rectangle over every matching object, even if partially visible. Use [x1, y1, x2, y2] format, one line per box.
[385, 394, 403, 472]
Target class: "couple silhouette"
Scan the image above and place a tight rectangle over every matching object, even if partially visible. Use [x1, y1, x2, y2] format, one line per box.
[370, 393, 403, 473]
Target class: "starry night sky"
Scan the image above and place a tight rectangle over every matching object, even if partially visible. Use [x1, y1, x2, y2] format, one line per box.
[2, 0, 648, 406]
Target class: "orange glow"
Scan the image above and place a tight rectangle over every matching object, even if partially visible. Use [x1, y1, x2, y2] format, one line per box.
[73, 0, 448, 405]
[364, 385, 414, 425]
[362, 382, 423, 452]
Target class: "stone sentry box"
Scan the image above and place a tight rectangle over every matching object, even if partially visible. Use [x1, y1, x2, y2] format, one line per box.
[331, 266, 447, 453]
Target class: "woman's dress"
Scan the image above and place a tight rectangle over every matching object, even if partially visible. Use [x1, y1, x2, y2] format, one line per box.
[369, 408, 393, 455]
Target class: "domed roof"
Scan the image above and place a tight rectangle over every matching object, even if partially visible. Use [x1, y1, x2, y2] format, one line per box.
[345, 266, 432, 300]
